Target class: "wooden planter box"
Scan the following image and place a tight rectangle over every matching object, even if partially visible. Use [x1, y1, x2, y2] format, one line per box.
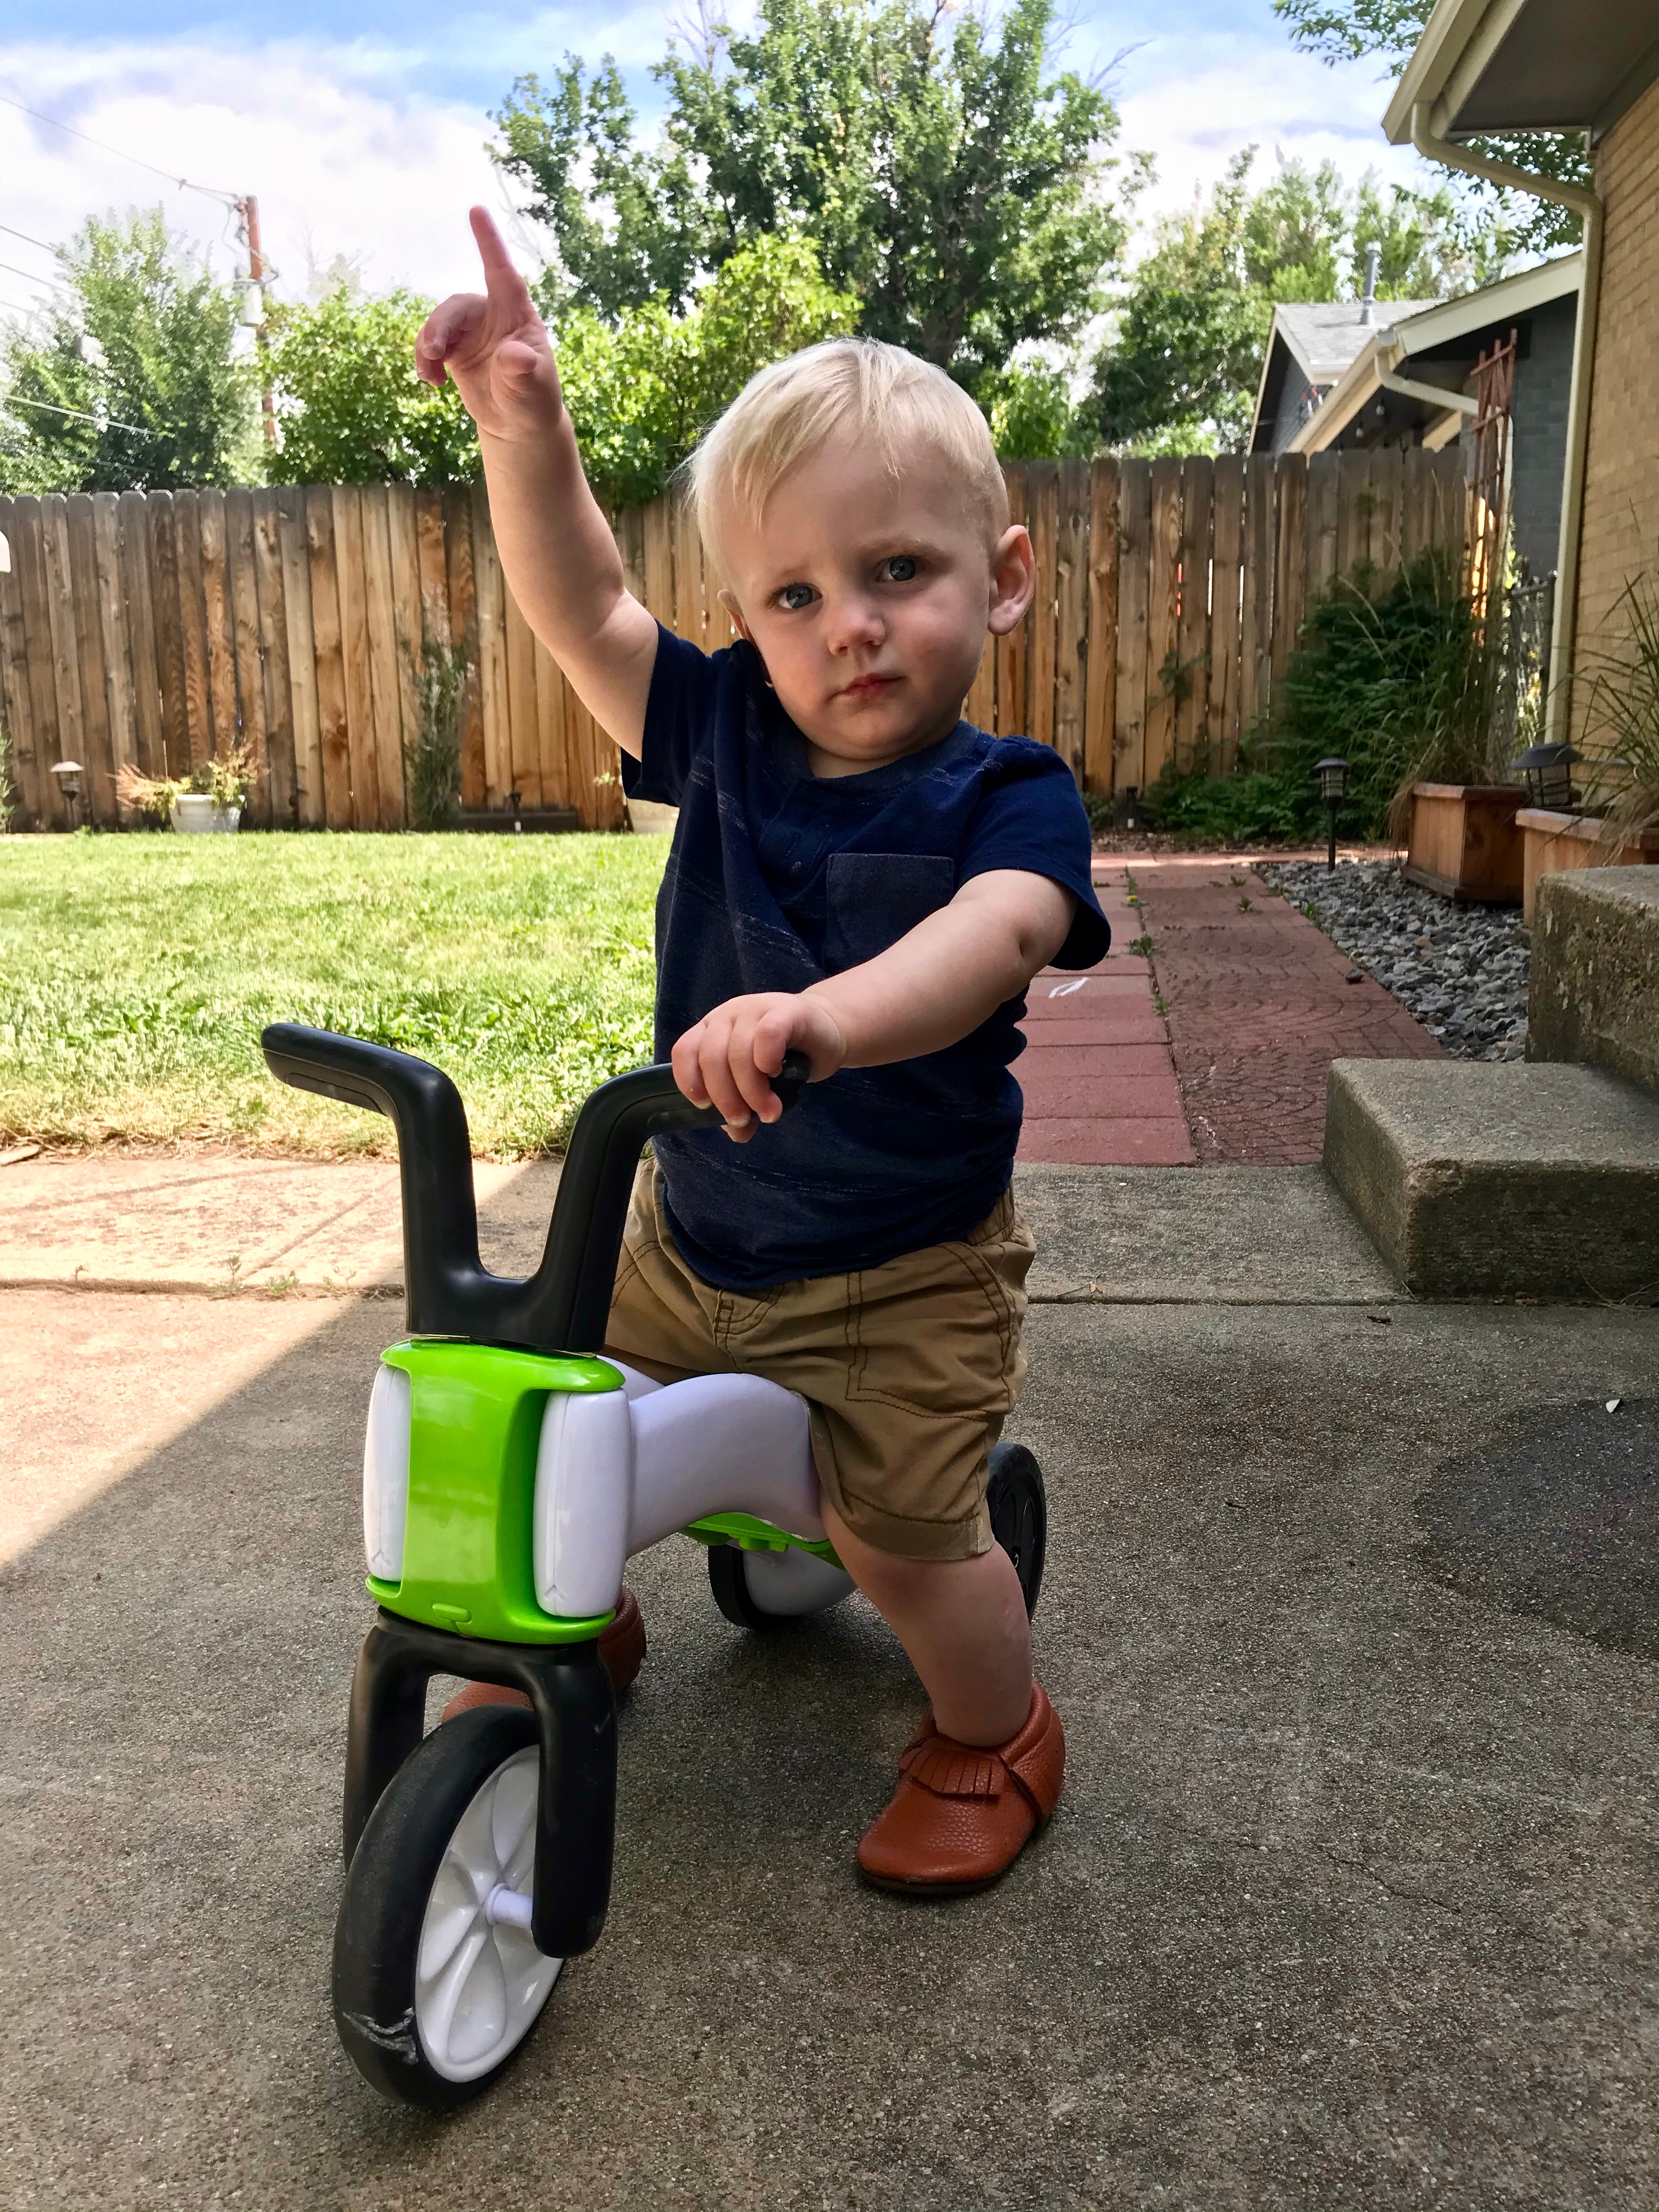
[1517, 808, 1659, 923]
[1401, 783, 1525, 904]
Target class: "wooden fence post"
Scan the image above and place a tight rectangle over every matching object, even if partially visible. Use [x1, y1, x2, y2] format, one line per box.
[0, 497, 49, 827]
[1082, 459, 1119, 794]
[1114, 459, 1152, 795]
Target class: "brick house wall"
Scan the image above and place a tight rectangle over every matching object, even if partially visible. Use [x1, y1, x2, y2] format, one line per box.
[1573, 70, 1659, 724]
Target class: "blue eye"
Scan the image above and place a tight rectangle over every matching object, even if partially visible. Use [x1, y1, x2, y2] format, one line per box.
[780, 583, 815, 611]
[885, 555, 919, 582]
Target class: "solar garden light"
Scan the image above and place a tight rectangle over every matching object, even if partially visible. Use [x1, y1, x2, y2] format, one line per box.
[1513, 741, 1576, 813]
[1313, 756, 1348, 870]
[50, 759, 85, 830]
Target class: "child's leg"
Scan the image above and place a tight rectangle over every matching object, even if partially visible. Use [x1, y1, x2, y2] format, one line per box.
[820, 1496, 1031, 1745]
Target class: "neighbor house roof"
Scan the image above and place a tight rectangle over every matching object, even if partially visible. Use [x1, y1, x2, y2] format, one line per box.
[1282, 250, 1583, 454]
[1250, 299, 1437, 453]
[1382, 0, 1659, 143]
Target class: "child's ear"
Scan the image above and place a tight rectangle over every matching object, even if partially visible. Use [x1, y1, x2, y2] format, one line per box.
[717, 586, 752, 646]
[987, 524, 1036, 637]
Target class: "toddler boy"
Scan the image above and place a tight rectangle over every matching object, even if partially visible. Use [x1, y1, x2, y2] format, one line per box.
[417, 208, 1109, 1893]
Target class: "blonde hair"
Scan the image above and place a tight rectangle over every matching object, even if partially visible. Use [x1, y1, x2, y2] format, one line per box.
[689, 337, 1007, 570]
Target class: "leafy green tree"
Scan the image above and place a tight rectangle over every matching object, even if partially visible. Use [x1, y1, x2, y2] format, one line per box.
[494, 0, 1138, 387]
[267, 288, 479, 486]
[0, 209, 257, 493]
[1091, 148, 1506, 454]
[979, 359, 1094, 460]
[1273, 0, 1589, 256]
[551, 233, 858, 510]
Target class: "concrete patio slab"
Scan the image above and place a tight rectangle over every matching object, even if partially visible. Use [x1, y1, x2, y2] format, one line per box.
[0, 1151, 561, 1297]
[1018, 1164, 1400, 1304]
[2, 1260, 1655, 2210]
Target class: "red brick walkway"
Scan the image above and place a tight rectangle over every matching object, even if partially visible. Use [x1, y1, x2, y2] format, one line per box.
[1014, 849, 1441, 1168]
[1017, 871, 1194, 1165]
[1127, 853, 1442, 1164]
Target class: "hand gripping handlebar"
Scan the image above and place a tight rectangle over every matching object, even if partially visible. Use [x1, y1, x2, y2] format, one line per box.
[261, 1024, 810, 1355]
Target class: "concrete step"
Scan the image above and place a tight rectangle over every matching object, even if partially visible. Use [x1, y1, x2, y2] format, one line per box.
[1531, 865, 1659, 1092]
[1325, 1057, 1659, 1300]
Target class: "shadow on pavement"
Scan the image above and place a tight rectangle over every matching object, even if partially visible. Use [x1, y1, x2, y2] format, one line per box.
[2, 1288, 1658, 2210]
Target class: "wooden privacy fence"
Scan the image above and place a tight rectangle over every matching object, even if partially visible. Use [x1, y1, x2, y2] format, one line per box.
[0, 450, 1468, 833]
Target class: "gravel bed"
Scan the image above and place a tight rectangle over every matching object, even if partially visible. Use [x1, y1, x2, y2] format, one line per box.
[1256, 857, 1529, 1060]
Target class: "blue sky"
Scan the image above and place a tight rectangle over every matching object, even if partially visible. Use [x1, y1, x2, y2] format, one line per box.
[0, 2, 1420, 318]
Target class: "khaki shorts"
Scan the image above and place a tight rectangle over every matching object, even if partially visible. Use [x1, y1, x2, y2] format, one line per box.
[603, 1163, 1036, 1561]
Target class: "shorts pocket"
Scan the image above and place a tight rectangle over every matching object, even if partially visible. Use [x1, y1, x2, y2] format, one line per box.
[845, 1242, 1021, 1420]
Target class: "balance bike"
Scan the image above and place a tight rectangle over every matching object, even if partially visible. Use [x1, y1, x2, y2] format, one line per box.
[263, 1024, 1048, 2109]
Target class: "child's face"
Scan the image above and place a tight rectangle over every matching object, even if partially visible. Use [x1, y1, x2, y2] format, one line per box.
[718, 431, 1034, 778]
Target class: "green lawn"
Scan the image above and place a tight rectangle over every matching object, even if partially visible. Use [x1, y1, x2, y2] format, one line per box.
[0, 833, 665, 1155]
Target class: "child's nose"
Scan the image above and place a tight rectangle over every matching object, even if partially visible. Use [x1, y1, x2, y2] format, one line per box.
[823, 594, 885, 653]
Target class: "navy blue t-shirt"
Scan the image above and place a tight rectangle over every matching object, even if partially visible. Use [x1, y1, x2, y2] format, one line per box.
[623, 624, 1110, 1290]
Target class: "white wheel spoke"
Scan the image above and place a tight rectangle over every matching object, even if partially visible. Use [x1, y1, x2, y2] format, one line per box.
[445, 1936, 510, 2070]
[489, 1758, 538, 1875]
[417, 1868, 481, 1984]
[417, 1924, 492, 2068]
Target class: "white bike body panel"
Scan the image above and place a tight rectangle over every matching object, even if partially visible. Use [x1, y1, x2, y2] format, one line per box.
[740, 1547, 855, 1616]
[530, 1367, 824, 1617]
[363, 1362, 413, 1581]
[624, 1372, 823, 1553]
[533, 1388, 635, 1620]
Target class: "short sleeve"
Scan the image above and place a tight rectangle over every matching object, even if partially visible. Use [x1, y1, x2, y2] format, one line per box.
[959, 744, 1110, 969]
[622, 623, 722, 808]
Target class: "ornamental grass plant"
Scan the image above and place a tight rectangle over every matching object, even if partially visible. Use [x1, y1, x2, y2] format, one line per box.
[1135, 548, 1497, 847]
[1577, 564, 1659, 854]
[1263, 546, 1496, 843]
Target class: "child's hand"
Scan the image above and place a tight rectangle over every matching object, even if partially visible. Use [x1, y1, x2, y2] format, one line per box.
[672, 994, 845, 1141]
[415, 207, 562, 446]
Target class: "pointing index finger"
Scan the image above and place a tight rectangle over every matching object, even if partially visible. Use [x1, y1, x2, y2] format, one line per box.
[467, 205, 534, 309]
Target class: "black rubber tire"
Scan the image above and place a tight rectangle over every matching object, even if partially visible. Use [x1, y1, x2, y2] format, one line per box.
[707, 1542, 786, 1632]
[986, 1440, 1046, 1617]
[332, 1705, 556, 2110]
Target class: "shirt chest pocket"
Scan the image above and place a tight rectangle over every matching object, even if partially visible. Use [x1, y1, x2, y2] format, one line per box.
[822, 853, 956, 972]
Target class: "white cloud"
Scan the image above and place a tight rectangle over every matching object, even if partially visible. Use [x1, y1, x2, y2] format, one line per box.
[0, 37, 554, 317]
[0, 19, 1438, 328]
[1110, 36, 1424, 242]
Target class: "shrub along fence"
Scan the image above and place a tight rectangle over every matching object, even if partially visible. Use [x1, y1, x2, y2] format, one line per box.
[0, 451, 1468, 833]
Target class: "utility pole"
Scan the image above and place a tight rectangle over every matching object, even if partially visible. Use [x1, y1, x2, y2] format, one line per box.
[237, 193, 277, 450]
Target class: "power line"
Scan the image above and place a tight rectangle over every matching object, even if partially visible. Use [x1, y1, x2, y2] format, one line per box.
[0, 218, 58, 257]
[0, 257, 65, 290]
[0, 87, 239, 205]
[3, 392, 163, 439]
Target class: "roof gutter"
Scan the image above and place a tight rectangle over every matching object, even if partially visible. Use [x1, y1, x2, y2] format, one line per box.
[1408, 99, 1601, 741]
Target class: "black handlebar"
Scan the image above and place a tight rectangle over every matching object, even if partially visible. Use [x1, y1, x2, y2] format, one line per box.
[261, 1024, 809, 1355]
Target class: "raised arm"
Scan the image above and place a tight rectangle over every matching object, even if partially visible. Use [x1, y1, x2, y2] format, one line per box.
[416, 207, 658, 758]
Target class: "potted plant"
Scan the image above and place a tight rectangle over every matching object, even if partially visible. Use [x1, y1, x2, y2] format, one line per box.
[1515, 567, 1659, 922]
[1391, 559, 1525, 904]
[119, 747, 252, 834]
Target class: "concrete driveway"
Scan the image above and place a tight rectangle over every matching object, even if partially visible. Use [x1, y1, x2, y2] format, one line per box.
[2, 1167, 1656, 2210]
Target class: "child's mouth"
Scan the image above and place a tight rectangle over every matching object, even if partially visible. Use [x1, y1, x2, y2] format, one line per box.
[840, 674, 899, 699]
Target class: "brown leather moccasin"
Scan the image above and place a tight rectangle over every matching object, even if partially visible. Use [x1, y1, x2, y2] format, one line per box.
[438, 1587, 646, 1724]
[855, 1684, 1065, 1897]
